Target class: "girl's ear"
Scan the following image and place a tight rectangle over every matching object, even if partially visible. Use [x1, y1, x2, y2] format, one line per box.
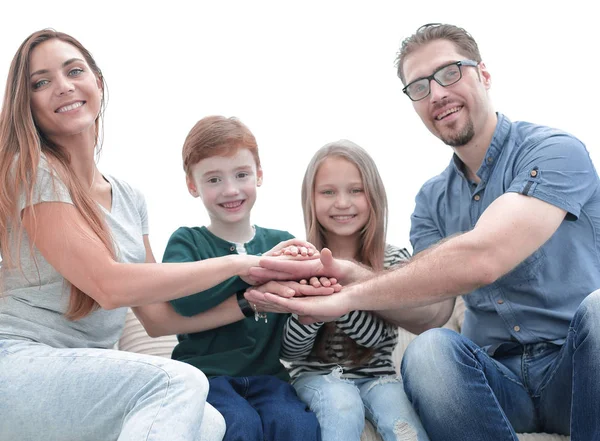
[256, 167, 263, 187]
[186, 176, 199, 198]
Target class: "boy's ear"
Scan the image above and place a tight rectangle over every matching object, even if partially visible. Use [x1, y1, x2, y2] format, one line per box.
[186, 176, 200, 198]
[256, 167, 263, 187]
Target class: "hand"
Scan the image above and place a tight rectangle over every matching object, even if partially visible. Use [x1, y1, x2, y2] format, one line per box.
[256, 286, 352, 318]
[249, 248, 347, 283]
[300, 276, 341, 290]
[264, 239, 319, 259]
[244, 280, 341, 313]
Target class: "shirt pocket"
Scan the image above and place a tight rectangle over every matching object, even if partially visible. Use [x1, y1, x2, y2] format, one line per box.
[502, 247, 546, 282]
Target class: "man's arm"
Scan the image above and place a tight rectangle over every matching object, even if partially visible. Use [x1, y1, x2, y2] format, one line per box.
[257, 192, 567, 328]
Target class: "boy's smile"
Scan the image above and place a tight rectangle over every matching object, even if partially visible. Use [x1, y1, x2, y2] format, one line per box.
[187, 148, 262, 233]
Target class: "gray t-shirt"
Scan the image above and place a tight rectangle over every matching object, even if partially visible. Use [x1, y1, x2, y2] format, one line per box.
[0, 158, 149, 349]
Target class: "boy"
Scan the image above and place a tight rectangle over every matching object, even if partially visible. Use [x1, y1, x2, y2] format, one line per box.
[160, 116, 322, 441]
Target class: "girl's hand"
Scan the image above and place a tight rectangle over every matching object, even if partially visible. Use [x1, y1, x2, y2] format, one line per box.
[264, 239, 319, 259]
[300, 276, 341, 291]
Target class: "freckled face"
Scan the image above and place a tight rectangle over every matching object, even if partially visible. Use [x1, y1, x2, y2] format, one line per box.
[187, 148, 262, 227]
[29, 39, 103, 142]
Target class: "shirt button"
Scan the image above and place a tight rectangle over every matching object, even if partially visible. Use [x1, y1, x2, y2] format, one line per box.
[514, 325, 521, 332]
[473, 194, 481, 201]
[497, 299, 504, 304]
[230, 246, 235, 252]
[530, 170, 538, 177]
[487, 157, 493, 164]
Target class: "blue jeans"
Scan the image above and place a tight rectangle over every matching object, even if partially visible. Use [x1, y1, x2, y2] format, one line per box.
[293, 368, 430, 441]
[0, 340, 225, 441]
[401, 289, 600, 441]
[208, 375, 321, 441]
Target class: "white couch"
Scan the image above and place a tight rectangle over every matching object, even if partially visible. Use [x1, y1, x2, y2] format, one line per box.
[117, 299, 569, 441]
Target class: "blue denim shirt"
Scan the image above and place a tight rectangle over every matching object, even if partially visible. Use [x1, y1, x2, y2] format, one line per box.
[410, 113, 600, 354]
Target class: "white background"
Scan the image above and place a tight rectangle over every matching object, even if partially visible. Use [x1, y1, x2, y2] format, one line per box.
[1, 1, 596, 260]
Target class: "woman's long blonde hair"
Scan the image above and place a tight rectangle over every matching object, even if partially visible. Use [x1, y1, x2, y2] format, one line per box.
[0, 29, 114, 320]
[301, 140, 389, 365]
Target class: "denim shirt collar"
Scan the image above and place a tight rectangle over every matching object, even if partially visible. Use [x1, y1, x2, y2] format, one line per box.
[451, 112, 512, 185]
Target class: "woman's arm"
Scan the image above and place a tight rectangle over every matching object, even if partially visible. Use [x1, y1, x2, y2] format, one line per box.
[22, 202, 259, 310]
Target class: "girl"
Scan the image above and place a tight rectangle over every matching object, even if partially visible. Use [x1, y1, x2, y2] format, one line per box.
[0, 29, 309, 441]
[280, 140, 430, 441]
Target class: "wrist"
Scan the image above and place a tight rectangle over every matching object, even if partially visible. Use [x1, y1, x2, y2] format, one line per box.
[236, 290, 254, 318]
[233, 254, 261, 277]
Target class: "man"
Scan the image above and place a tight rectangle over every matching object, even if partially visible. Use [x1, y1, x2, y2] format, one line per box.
[246, 23, 600, 440]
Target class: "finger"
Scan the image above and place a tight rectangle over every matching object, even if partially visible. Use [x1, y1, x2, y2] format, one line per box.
[264, 282, 296, 298]
[299, 279, 308, 285]
[244, 289, 266, 303]
[309, 276, 320, 287]
[328, 277, 337, 285]
[262, 292, 308, 315]
[319, 276, 331, 287]
[332, 283, 343, 292]
[297, 285, 335, 296]
[320, 248, 334, 267]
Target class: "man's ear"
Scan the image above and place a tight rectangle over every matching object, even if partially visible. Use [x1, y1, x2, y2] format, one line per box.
[479, 62, 492, 90]
[256, 167, 263, 187]
[186, 176, 199, 198]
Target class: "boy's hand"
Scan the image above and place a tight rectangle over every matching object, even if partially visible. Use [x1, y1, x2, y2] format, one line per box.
[264, 239, 319, 259]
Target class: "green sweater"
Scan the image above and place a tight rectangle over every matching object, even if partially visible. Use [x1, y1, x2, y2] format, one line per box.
[164, 225, 293, 380]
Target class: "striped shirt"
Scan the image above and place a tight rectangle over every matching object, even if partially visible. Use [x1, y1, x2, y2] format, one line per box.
[281, 244, 411, 379]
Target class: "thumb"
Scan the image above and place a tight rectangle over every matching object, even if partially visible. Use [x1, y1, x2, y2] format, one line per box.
[320, 247, 334, 267]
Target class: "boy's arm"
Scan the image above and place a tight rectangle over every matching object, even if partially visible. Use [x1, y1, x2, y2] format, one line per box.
[280, 314, 324, 361]
[164, 228, 251, 316]
[133, 235, 247, 336]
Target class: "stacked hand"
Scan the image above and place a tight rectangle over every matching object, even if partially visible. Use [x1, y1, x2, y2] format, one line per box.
[244, 244, 350, 322]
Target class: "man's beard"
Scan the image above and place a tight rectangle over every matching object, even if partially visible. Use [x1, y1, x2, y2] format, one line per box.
[441, 119, 475, 147]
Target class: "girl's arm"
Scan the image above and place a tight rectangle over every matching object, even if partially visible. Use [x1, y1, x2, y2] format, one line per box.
[22, 202, 259, 310]
[280, 314, 324, 361]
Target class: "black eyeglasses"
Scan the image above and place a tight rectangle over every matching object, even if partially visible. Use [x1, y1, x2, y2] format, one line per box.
[402, 60, 479, 101]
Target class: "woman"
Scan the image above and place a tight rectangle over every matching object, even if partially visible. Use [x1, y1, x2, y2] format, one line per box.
[0, 29, 309, 441]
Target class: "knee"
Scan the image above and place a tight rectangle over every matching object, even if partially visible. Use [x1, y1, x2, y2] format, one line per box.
[302, 373, 364, 419]
[401, 328, 463, 375]
[163, 360, 210, 403]
[573, 289, 600, 338]
[401, 328, 468, 399]
[200, 403, 226, 441]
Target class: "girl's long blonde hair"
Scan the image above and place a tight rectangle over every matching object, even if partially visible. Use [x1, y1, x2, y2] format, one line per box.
[0, 29, 114, 320]
[301, 139, 388, 271]
[301, 139, 389, 365]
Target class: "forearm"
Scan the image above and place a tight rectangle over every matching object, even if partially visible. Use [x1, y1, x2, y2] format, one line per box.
[133, 295, 244, 337]
[374, 298, 456, 334]
[347, 233, 491, 316]
[95, 255, 258, 309]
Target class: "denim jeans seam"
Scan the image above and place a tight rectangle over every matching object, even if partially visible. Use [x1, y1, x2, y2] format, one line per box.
[531, 334, 571, 398]
[472, 348, 521, 440]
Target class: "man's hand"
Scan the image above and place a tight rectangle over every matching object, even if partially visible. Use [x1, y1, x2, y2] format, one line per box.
[244, 279, 341, 312]
[249, 248, 349, 283]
